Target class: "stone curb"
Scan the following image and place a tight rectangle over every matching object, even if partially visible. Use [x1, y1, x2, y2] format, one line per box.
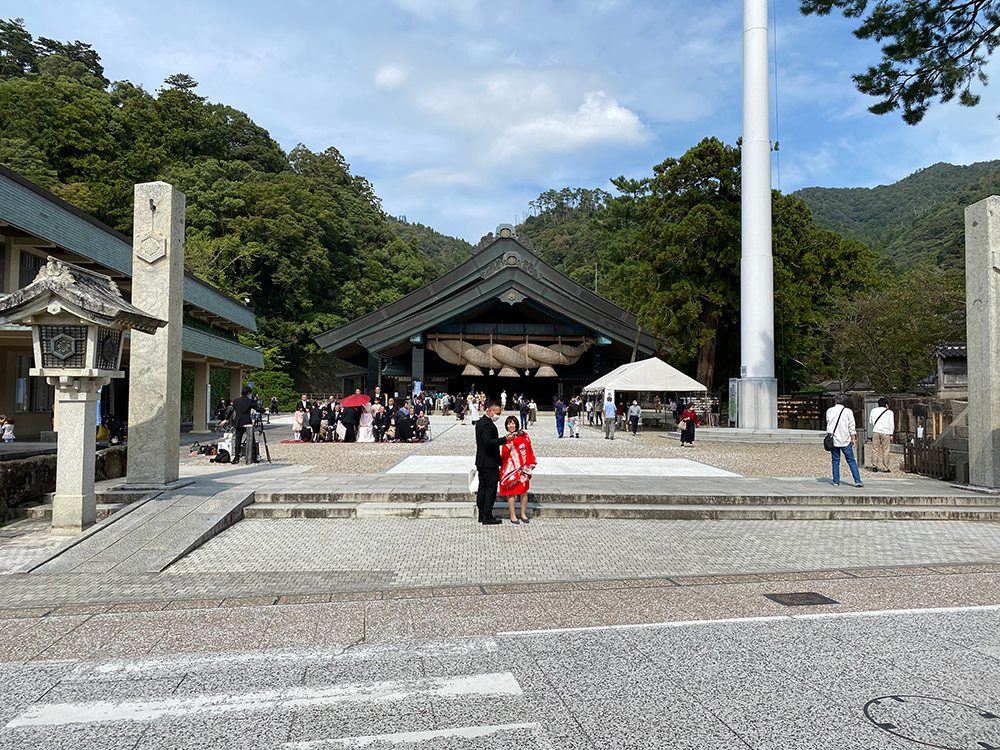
[2, 562, 999, 619]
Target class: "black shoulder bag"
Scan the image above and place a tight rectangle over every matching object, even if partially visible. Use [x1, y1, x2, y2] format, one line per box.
[824, 406, 845, 452]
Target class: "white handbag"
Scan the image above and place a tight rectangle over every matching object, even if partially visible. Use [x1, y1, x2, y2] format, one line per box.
[468, 467, 479, 494]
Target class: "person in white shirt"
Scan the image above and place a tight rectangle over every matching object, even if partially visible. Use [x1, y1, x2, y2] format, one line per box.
[825, 394, 863, 487]
[868, 397, 895, 473]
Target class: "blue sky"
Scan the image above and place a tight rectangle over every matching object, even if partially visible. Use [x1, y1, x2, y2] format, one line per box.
[17, 0, 1000, 241]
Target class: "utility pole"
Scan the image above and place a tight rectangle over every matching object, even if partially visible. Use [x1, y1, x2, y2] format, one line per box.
[738, 0, 778, 429]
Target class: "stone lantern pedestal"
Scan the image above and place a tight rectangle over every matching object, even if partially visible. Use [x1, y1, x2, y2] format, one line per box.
[0, 258, 165, 534]
[49, 376, 107, 533]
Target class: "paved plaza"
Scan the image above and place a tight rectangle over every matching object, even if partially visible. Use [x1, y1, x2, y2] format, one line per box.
[1, 412, 999, 748]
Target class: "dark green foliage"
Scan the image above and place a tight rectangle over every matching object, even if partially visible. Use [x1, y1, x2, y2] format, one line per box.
[820, 266, 966, 392]
[0, 18, 440, 390]
[520, 138, 882, 392]
[801, 1, 1000, 123]
[387, 216, 474, 273]
[520, 188, 610, 285]
[796, 160, 1000, 268]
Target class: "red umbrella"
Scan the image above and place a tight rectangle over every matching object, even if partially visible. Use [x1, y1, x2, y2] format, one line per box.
[340, 394, 370, 408]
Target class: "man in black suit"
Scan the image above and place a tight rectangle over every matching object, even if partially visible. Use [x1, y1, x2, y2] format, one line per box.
[340, 403, 358, 442]
[475, 400, 519, 525]
[227, 386, 265, 464]
[372, 386, 385, 407]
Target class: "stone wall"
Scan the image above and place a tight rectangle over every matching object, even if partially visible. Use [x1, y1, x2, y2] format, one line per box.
[0, 446, 127, 521]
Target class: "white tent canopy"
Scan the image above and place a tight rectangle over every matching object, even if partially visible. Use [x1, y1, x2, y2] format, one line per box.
[582, 357, 707, 395]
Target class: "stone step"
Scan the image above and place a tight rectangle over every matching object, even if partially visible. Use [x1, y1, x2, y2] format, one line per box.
[241, 501, 1000, 522]
[252, 490, 1000, 508]
[27, 503, 127, 522]
[243, 502, 473, 519]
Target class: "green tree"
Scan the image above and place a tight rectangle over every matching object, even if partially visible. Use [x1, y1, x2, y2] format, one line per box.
[801, 0, 1000, 123]
[819, 266, 966, 391]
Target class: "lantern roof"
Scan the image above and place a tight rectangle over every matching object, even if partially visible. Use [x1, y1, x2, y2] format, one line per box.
[0, 257, 166, 334]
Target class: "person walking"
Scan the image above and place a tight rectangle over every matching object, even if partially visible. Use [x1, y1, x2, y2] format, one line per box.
[628, 400, 642, 435]
[567, 398, 581, 438]
[475, 401, 515, 525]
[554, 398, 566, 438]
[603, 395, 616, 440]
[528, 398, 537, 426]
[678, 403, 698, 446]
[501, 415, 536, 524]
[868, 397, 895, 473]
[826, 394, 863, 487]
[519, 397, 529, 430]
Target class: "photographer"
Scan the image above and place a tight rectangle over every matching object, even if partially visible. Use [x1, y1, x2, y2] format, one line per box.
[225, 386, 265, 464]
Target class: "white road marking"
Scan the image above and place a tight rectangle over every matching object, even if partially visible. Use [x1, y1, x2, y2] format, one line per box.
[7, 672, 521, 728]
[286, 723, 543, 748]
[499, 603, 1000, 636]
[85, 638, 498, 678]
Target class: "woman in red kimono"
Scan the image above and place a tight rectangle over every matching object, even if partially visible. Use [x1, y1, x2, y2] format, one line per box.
[500, 416, 536, 524]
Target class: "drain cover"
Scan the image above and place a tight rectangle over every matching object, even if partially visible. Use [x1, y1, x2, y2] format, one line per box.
[763, 592, 839, 606]
[864, 695, 1000, 749]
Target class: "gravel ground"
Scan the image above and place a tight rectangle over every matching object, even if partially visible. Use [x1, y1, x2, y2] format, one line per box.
[198, 412, 912, 480]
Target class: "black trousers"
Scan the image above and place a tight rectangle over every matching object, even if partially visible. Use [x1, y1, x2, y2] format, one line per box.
[476, 467, 499, 521]
[233, 426, 256, 464]
[343, 424, 356, 442]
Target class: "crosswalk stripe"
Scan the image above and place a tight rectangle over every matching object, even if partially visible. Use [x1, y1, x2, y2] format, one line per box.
[286, 722, 542, 748]
[7, 672, 521, 728]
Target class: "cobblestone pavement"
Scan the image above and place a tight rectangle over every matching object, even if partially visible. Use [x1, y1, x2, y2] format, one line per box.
[170, 518, 1000, 581]
[1, 601, 999, 749]
[238, 412, 913, 479]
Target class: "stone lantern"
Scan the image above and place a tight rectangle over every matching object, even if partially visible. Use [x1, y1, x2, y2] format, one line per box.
[0, 258, 165, 534]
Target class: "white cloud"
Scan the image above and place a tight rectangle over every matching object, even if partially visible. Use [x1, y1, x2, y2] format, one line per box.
[490, 91, 650, 161]
[375, 65, 407, 90]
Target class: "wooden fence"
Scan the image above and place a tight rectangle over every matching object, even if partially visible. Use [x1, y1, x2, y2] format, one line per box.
[904, 443, 953, 480]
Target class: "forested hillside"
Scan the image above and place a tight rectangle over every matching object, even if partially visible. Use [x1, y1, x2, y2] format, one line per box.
[795, 160, 1000, 268]
[0, 18, 440, 400]
[386, 216, 474, 273]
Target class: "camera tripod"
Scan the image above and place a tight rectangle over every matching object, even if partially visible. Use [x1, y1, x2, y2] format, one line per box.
[251, 412, 272, 464]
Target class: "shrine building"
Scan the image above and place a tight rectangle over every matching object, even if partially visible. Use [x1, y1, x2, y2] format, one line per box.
[315, 224, 656, 405]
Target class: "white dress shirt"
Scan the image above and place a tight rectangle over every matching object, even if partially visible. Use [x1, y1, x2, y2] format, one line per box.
[825, 404, 856, 448]
[869, 406, 894, 436]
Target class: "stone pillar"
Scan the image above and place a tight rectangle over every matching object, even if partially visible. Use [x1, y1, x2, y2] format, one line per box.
[50, 377, 105, 535]
[126, 182, 185, 487]
[966, 197, 1000, 488]
[229, 368, 243, 399]
[191, 361, 210, 433]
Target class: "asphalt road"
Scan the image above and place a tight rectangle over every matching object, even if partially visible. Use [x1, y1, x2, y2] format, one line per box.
[3, 605, 998, 750]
